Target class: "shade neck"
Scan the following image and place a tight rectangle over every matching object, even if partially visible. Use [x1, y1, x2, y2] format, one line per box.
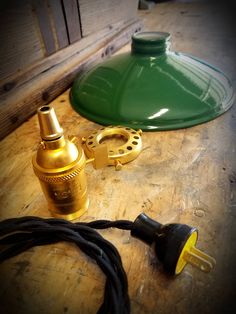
[131, 31, 170, 56]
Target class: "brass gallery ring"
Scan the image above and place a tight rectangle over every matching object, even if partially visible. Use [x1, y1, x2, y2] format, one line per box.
[84, 126, 142, 170]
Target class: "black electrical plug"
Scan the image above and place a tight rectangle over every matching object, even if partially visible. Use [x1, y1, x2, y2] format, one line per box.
[131, 213, 215, 275]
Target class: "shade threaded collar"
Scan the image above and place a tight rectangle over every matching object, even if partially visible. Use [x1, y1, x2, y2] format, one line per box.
[132, 31, 170, 55]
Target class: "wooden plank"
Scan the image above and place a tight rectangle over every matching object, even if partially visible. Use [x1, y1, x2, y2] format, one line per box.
[33, 0, 56, 55]
[0, 19, 140, 96]
[49, 0, 69, 49]
[79, 0, 139, 36]
[0, 20, 142, 140]
[0, 2, 236, 313]
[62, 0, 82, 44]
[0, 0, 44, 84]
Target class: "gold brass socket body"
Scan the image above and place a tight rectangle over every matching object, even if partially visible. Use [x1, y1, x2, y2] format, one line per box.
[32, 106, 89, 220]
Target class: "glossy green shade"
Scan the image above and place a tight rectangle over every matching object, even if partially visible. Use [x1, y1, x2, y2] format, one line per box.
[70, 32, 235, 131]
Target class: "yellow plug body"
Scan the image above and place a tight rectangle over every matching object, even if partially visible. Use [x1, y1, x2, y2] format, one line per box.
[176, 231, 216, 274]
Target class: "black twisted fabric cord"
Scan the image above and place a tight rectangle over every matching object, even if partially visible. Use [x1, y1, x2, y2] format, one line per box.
[0, 216, 134, 314]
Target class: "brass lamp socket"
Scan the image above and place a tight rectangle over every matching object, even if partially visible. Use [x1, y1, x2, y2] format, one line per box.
[32, 106, 89, 220]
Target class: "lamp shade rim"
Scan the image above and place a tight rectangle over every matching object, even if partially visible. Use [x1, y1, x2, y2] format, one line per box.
[70, 31, 235, 131]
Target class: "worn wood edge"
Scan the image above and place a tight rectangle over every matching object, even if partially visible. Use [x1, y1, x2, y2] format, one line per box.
[0, 19, 143, 141]
[0, 18, 139, 96]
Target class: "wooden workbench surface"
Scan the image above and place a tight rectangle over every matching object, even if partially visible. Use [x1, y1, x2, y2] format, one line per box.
[0, 2, 236, 313]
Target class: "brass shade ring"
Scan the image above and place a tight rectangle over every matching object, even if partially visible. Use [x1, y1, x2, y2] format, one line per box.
[84, 126, 142, 169]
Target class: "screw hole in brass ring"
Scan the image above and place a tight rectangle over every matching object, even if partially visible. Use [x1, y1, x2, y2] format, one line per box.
[83, 126, 142, 167]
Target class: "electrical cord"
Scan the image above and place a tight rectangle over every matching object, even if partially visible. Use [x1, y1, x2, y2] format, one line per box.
[0, 216, 133, 314]
[0, 213, 215, 313]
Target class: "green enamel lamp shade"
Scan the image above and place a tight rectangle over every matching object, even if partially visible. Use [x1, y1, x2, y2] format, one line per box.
[70, 32, 235, 131]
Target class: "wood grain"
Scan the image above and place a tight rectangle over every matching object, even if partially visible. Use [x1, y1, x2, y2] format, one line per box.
[0, 19, 142, 140]
[0, 19, 140, 96]
[33, 0, 56, 55]
[79, 0, 139, 36]
[49, 0, 69, 50]
[0, 2, 236, 314]
[0, 0, 43, 84]
[62, 0, 82, 44]
[0, 0, 138, 97]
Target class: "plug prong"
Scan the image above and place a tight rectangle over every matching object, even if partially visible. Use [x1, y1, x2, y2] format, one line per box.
[183, 247, 215, 273]
[191, 246, 216, 266]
